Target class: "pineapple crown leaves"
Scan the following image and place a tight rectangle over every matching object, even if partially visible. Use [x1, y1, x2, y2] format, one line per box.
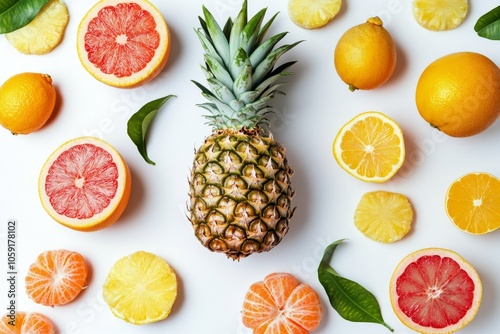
[192, 0, 302, 131]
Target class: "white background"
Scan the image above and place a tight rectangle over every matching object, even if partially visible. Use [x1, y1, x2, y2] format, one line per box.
[1, 0, 500, 333]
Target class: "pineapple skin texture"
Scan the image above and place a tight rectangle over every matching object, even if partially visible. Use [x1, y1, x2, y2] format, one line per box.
[188, 129, 295, 260]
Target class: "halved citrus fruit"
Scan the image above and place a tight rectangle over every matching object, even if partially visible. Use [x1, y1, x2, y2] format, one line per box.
[5, 0, 69, 55]
[38, 136, 131, 231]
[0, 311, 55, 334]
[103, 251, 178, 325]
[445, 172, 500, 234]
[76, 0, 171, 88]
[390, 248, 482, 333]
[354, 191, 413, 243]
[288, 0, 342, 29]
[333, 111, 405, 182]
[25, 249, 88, 307]
[242, 272, 322, 333]
[412, 0, 468, 31]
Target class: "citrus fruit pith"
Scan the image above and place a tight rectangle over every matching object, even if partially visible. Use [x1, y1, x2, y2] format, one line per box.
[390, 248, 482, 333]
[38, 136, 131, 231]
[77, 0, 171, 88]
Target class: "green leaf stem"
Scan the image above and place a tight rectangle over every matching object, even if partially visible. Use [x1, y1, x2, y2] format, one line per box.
[317, 239, 394, 332]
[474, 5, 500, 40]
[0, 0, 49, 33]
[127, 95, 176, 165]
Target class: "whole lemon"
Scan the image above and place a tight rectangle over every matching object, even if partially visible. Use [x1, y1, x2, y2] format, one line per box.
[416, 52, 500, 137]
[0, 72, 56, 135]
[334, 16, 397, 91]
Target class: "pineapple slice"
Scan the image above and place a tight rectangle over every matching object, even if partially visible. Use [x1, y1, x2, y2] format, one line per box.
[412, 0, 468, 31]
[5, 0, 69, 55]
[288, 0, 342, 29]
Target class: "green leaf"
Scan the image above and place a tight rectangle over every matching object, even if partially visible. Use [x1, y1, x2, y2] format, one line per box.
[475, 5, 500, 40]
[318, 239, 394, 332]
[127, 95, 176, 165]
[0, 0, 49, 33]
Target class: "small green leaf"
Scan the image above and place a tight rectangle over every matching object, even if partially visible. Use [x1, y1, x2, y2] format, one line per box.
[0, 0, 49, 33]
[318, 239, 394, 332]
[474, 5, 500, 40]
[127, 95, 176, 165]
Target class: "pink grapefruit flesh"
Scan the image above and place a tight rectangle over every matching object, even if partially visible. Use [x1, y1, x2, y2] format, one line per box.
[39, 137, 131, 231]
[390, 248, 482, 334]
[77, 0, 170, 88]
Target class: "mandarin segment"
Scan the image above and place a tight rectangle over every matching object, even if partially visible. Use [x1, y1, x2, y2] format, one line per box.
[25, 250, 88, 307]
[242, 273, 322, 333]
[445, 172, 500, 234]
[0, 312, 55, 334]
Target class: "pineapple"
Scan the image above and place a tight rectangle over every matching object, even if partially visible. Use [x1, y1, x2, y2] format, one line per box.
[188, 1, 301, 260]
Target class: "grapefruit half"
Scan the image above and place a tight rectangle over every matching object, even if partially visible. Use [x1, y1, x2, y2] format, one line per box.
[76, 0, 170, 88]
[39, 137, 131, 231]
[389, 248, 482, 334]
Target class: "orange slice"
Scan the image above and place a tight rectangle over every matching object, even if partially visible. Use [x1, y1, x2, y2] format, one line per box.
[38, 136, 131, 231]
[242, 272, 322, 333]
[76, 0, 171, 88]
[0, 311, 55, 334]
[445, 172, 500, 234]
[25, 249, 88, 307]
[333, 111, 405, 182]
[390, 248, 482, 333]
[354, 191, 413, 243]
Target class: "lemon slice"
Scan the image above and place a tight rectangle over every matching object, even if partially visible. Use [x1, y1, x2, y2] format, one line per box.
[354, 191, 414, 243]
[412, 0, 468, 31]
[103, 251, 178, 325]
[288, 0, 342, 29]
[333, 111, 405, 183]
[5, 0, 69, 55]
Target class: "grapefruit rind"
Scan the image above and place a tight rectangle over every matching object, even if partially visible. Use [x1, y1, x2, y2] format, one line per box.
[76, 0, 170, 88]
[389, 248, 482, 334]
[38, 136, 131, 232]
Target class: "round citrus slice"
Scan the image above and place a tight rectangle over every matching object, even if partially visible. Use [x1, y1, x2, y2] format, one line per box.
[445, 172, 500, 234]
[25, 249, 88, 307]
[242, 272, 322, 332]
[333, 111, 405, 183]
[354, 191, 413, 243]
[0, 311, 55, 334]
[412, 0, 468, 31]
[288, 0, 342, 29]
[38, 136, 131, 231]
[5, 0, 69, 55]
[76, 0, 171, 88]
[390, 248, 482, 333]
[103, 251, 178, 325]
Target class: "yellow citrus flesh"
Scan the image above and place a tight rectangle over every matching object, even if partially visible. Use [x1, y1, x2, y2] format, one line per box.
[334, 17, 397, 91]
[412, 0, 468, 31]
[354, 191, 413, 243]
[76, 0, 170, 88]
[390, 248, 482, 333]
[288, 0, 342, 29]
[333, 111, 405, 183]
[445, 172, 500, 235]
[103, 251, 178, 325]
[5, 0, 69, 55]
[416, 52, 500, 137]
[38, 137, 131, 232]
[0, 72, 56, 135]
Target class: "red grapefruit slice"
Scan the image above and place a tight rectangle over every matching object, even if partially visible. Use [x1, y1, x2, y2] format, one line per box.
[38, 137, 131, 231]
[389, 248, 482, 334]
[76, 0, 170, 88]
